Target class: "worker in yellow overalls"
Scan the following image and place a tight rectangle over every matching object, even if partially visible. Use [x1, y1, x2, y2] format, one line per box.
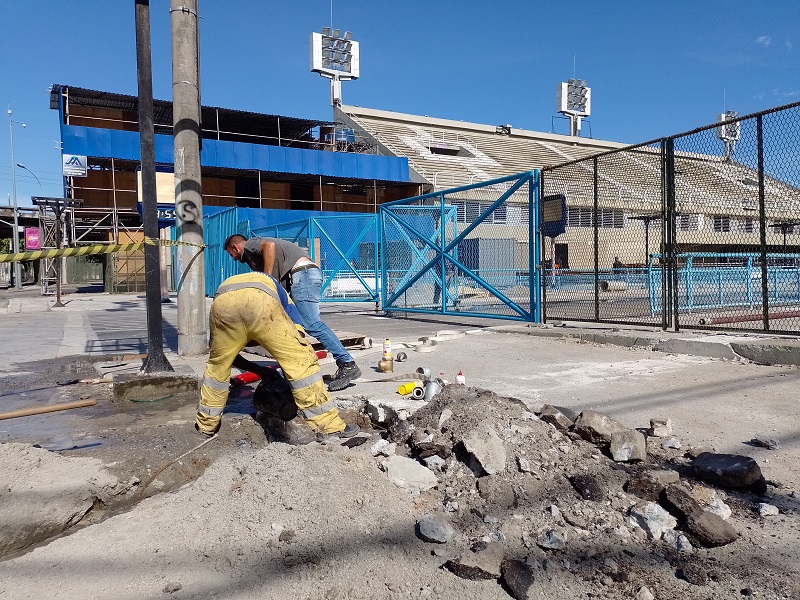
[196, 271, 359, 441]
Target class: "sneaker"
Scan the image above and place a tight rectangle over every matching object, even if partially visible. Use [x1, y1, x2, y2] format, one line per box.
[327, 361, 362, 391]
[316, 422, 361, 444]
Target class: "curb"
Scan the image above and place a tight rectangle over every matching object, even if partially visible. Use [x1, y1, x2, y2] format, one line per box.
[491, 324, 800, 367]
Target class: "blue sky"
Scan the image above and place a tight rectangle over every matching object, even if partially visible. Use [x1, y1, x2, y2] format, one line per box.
[1, 0, 798, 207]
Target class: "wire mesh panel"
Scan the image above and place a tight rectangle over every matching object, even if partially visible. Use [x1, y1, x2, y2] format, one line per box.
[252, 215, 380, 303]
[671, 104, 800, 333]
[541, 143, 665, 327]
[542, 100, 800, 334]
[381, 172, 539, 321]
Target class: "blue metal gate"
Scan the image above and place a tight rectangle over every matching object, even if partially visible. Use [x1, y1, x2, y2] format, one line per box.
[380, 172, 541, 322]
[252, 214, 380, 303]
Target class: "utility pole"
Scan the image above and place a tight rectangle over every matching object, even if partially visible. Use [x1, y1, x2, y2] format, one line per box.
[135, 0, 173, 373]
[171, 0, 207, 355]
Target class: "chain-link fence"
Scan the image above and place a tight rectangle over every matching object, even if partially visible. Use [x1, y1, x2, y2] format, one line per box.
[542, 100, 800, 334]
[381, 172, 539, 321]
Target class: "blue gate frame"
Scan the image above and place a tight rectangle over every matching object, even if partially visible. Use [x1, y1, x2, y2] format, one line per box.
[380, 171, 541, 322]
[252, 214, 380, 303]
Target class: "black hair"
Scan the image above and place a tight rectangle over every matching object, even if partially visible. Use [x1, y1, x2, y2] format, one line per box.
[223, 234, 247, 250]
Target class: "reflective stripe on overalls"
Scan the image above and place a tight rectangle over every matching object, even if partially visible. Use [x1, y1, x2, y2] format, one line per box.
[196, 272, 345, 435]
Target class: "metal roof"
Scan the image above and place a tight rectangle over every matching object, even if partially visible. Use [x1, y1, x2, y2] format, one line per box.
[50, 84, 329, 144]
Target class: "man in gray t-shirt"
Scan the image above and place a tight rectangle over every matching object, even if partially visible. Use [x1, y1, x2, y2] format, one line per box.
[224, 234, 361, 391]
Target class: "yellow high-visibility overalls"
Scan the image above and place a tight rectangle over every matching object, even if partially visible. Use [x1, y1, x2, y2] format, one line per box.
[196, 272, 345, 435]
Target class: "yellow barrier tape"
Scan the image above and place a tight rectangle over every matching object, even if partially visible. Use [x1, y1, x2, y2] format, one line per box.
[0, 237, 205, 264]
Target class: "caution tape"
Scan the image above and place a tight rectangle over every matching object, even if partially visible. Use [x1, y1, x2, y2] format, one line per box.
[0, 237, 205, 264]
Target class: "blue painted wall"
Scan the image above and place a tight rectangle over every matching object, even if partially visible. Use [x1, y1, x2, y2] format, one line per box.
[61, 125, 410, 182]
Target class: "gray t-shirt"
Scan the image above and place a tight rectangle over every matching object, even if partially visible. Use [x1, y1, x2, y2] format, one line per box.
[241, 237, 308, 284]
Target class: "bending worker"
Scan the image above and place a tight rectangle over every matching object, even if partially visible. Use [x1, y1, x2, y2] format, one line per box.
[196, 270, 359, 441]
[223, 234, 361, 392]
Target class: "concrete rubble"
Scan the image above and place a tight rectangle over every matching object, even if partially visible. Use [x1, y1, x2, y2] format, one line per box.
[352, 384, 791, 598]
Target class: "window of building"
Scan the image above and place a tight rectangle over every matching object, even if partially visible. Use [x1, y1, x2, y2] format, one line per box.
[677, 214, 702, 231]
[566, 207, 624, 228]
[713, 215, 731, 232]
[741, 218, 756, 233]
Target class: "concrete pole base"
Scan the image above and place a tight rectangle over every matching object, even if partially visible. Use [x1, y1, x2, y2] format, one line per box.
[178, 333, 209, 357]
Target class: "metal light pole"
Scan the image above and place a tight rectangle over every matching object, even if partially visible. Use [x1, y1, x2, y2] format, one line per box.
[136, 0, 174, 372]
[7, 109, 24, 289]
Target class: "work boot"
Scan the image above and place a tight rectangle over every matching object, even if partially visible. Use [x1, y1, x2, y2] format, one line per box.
[316, 422, 361, 444]
[327, 361, 362, 391]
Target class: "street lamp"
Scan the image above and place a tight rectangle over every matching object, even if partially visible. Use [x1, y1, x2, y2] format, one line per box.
[16, 163, 44, 194]
[7, 108, 25, 290]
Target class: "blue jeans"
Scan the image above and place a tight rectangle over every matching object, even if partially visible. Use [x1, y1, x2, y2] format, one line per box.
[290, 267, 353, 365]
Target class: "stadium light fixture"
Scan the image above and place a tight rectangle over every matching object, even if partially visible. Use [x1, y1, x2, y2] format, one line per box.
[311, 28, 360, 106]
[557, 77, 591, 137]
[716, 110, 740, 162]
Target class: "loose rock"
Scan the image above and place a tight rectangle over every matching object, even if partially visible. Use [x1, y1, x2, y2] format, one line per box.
[572, 410, 627, 445]
[381, 455, 439, 493]
[629, 502, 677, 540]
[649, 417, 673, 437]
[751, 434, 780, 450]
[610, 429, 647, 462]
[446, 542, 504, 580]
[570, 473, 606, 501]
[692, 452, 763, 488]
[416, 514, 455, 543]
[538, 404, 574, 431]
[758, 503, 779, 516]
[461, 426, 506, 475]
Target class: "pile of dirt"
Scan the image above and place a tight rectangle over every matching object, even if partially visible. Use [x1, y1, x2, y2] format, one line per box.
[0, 385, 798, 600]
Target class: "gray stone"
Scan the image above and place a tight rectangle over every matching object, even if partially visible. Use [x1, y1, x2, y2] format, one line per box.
[516, 456, 534, 473]
[751, 434, 781, 450]
[387, 416, 415, 444]
[610, 429, 647, 462]
[501, 559, 535, 600]
[677, 562, 708, 586]
[634, 587, 655, 600]
[664, 483, 738, 547]
[417, 514, 455, 543]
[163, 582, 183, 594]
[423, 454, 445, 471]
[649, 418, 673, 437]
[692, 452, 763, 488]
[686, 445, 716, 458]
[758, 503, 779, 516]
[663, 529, 694, 554]
[661, 436, 682, 449]
[538, 404, 574, 431]
[627, 469, 680, 501]
[572, 410, 627, 445]
[570, 473, 606, 501]
[381, 455, 439, 493]
[462, 426, 506, 475]
[628, 502, 677, 540]
[446, 542, 505, 580]
[536, 529, 566, 550]
[370, 439, 396, 457]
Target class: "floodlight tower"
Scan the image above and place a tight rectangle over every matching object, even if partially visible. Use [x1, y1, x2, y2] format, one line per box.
[716, 110, 740, 162]
[310, 28, 360, 106]
[557, 78, 591, 137]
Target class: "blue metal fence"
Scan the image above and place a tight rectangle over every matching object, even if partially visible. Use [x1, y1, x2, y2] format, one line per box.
[380, 172, 541, 322]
